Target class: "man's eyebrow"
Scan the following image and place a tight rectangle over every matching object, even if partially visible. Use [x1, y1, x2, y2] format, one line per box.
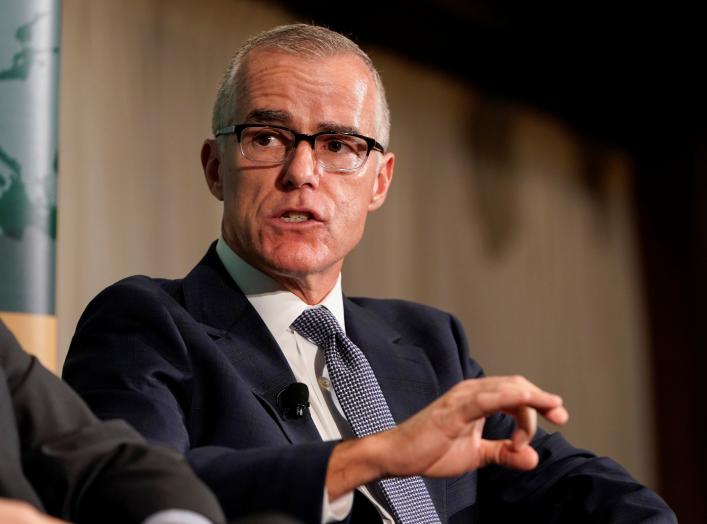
[317, 121, 362, 135]
[243, 109, 290, 124]
[242, 112, 364, 136]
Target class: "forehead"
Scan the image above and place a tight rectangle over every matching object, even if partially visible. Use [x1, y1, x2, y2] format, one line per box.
[239, 50, 379, 134]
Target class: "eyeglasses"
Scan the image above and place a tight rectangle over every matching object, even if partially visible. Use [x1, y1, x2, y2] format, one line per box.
[215, 123, 385, 173]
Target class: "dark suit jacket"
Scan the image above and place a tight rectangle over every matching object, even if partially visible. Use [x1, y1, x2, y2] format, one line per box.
[0, 319, 225, 524]
[63, 245, 676, 523]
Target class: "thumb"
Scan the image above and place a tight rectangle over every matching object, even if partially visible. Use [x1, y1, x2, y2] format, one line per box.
[479, 439, 540, 470]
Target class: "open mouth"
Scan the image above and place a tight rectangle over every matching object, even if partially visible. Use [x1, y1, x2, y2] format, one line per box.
[280, 211, 313, 223]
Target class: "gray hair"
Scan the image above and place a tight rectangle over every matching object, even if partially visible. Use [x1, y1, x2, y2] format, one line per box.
[211, 23, 391, 148]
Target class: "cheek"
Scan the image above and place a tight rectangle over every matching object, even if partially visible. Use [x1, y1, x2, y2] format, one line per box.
[224, 176, 263, 219]
[333, 186, 371, 234]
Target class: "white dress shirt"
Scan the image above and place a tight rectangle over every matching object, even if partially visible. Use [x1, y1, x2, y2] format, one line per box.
[216, 238, 393, 524]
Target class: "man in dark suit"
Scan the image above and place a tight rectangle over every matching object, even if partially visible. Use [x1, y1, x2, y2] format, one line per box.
[63, 24, 675, 523]
[0, 319, 225, 524]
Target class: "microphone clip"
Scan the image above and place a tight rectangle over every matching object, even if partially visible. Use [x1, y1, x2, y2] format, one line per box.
[277, 382, 310, 419]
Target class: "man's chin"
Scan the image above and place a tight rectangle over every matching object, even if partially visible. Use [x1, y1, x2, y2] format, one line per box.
[268, 260, 330, 279]
[261, 251, 339, 281]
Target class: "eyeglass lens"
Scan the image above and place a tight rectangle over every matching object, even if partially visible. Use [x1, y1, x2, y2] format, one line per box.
[240, 126, 369, 171]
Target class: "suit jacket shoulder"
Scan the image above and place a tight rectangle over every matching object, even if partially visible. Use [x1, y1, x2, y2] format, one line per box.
[65, 248, 338, 523]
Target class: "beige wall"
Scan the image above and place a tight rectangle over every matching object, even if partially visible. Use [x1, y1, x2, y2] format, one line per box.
[58, 0, 657, 487]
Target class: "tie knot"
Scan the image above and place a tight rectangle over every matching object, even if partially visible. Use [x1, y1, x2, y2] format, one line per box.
[291, 306, 343, 347]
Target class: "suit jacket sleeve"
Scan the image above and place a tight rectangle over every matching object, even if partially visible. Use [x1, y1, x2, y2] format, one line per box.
[63, 278, 337, 523]
[445, 314, 677, 523]
[0, 320, 225, 524]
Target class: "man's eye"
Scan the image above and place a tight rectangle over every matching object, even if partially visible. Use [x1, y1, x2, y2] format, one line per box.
[321, 136, 358, 155]
[252, 131, 286, 147]
[327, 140, 344, 153]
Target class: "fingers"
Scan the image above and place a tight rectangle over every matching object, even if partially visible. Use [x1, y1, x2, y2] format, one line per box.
[479, 439, 540, 470]
[0, 499, 68, 524]
[461, 376, 566, 423]
[511, 406, 536, 450]
[545, 404, 570, 425]
[446, 376, 568, 449]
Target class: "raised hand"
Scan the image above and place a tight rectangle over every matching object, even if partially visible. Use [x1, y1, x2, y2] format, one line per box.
[326, 375, 569, 499]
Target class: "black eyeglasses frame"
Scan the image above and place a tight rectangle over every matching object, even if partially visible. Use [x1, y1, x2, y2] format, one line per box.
[215, 123, 386, 159]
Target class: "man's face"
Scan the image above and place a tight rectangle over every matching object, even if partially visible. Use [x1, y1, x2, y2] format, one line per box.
[203, 50, 394, 293]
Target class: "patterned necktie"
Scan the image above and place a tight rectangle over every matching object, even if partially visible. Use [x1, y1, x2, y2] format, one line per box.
[292, 306, 441, 524]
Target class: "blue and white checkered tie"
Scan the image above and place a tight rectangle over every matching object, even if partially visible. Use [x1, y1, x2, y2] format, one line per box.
[292, 306, 441, 524]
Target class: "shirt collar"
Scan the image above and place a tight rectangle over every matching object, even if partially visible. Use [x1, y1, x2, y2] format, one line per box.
[215, 237, 346, 338]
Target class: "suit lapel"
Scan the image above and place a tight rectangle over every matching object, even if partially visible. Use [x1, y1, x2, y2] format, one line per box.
[344, 298, 447, 519]
[344, 298, 442, 422]
[182, 245, 321, 444]
[181, 249, 447, 517]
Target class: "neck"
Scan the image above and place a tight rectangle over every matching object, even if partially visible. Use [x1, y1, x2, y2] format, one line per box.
[219, 237, 341, 305]
[269, 269, 340, 305]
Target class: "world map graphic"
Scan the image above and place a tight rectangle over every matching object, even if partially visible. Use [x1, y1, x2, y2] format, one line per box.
[0, 5, 59, 315]
[0, 13, 58, 241]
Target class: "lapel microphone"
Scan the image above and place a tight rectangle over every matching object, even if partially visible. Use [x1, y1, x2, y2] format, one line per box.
[277, 382, 310, 419]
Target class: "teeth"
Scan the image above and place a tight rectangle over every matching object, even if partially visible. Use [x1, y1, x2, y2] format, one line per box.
[282, 212, 310, 223]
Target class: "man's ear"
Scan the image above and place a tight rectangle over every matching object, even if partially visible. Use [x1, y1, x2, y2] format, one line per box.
[201, 138, 224, 201]
[368, 152, 395, 212]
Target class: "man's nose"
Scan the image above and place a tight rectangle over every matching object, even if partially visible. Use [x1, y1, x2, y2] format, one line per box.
[281, 141, 320, 189]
